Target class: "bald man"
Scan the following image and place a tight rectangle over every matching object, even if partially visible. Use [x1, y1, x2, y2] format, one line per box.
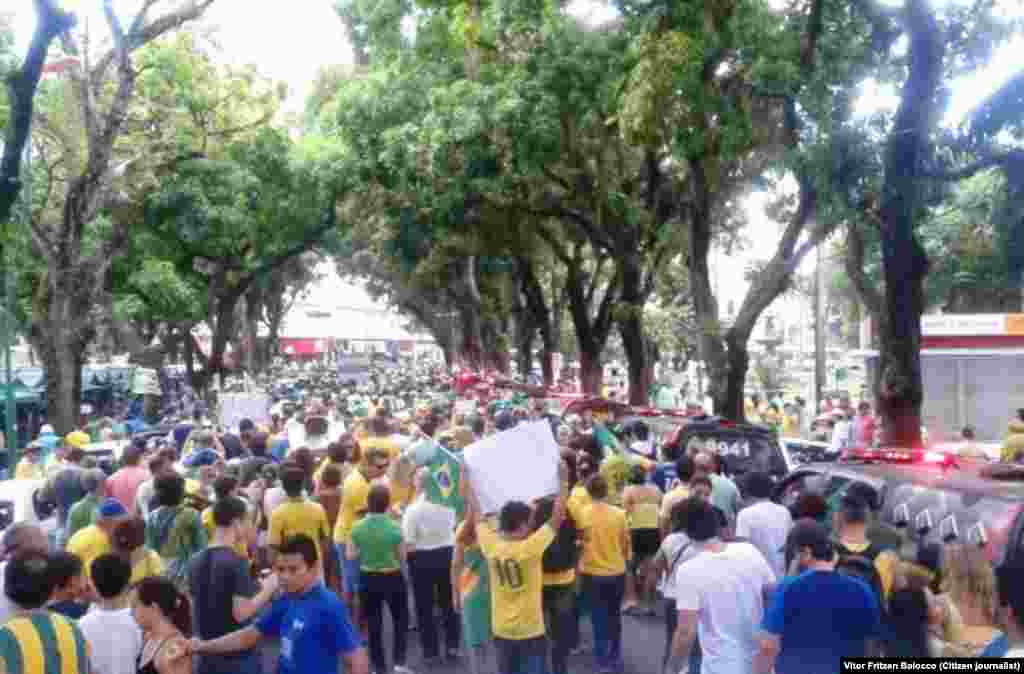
[693, 452, 742, 522]
[0, 523, 51, 624]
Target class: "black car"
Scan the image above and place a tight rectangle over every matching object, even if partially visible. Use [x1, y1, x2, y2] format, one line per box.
[773, 455, 1024, 567]
[650, 417, 794, 491]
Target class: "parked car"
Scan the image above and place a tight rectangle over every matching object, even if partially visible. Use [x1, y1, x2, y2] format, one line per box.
[661, 417, 795, 483]
[772, 449, 1024, 567]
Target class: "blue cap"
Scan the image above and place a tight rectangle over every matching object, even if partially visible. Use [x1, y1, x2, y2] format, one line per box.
[98, 498, 127, 519]
[182, 447, 219, 468]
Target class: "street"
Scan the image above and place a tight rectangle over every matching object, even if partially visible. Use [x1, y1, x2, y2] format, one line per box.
[259, 606, 668, 674]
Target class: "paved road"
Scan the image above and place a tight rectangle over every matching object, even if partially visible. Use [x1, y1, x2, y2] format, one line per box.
[259, 603, 668, 674]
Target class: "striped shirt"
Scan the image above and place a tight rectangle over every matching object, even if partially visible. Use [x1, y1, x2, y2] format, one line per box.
[0, 612, 90, 674]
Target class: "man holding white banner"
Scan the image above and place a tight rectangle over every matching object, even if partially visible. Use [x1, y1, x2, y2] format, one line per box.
[462, 421, 570, 674]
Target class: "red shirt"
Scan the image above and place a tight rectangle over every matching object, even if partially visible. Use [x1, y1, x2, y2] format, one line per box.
[106, 465, 149, 515]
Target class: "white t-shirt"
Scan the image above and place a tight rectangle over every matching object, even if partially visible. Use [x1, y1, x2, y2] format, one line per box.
[672, 542, 776, 674]
[735, 500, 793, 579]
[79, 606, 143, 674]
[402, 498, 456, 551]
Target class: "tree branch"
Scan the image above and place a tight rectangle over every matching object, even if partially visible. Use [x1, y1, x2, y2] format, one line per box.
[921, 148, 1024, 181]
[0, 0, 75, 226]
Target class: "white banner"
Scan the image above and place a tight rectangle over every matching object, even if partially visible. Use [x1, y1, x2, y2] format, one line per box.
[220, 393, 272, 431]
[463, 420, 560, 515]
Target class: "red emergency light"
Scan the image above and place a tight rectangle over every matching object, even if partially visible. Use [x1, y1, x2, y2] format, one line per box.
[841, 446, 958, 468]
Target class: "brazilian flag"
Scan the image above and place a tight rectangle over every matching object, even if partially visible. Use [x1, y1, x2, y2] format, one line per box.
[423, 445, 466, 521]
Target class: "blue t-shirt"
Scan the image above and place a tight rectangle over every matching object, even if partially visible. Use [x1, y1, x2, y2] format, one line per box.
[979, 633, 1009, 657]
[256, 583, 361, 674]
[763, 570, 881, 674]
[651, 462, 677, 492]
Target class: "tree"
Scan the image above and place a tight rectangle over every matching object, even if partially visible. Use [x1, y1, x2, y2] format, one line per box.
[142, 128, 345, 390]
[15, 1, 220, 433]
[0, 0, 74, 227]
[831, 0, 1022, 446]
[614, 0, 850, 420]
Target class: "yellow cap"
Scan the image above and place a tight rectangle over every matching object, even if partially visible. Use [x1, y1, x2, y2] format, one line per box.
[65, 431, 90, 449]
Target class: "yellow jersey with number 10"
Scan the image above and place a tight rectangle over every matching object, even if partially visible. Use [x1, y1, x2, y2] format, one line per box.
[477, 522, 555, 640]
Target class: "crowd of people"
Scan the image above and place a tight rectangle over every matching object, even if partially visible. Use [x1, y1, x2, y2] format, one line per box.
[0, 382, 1022, 674]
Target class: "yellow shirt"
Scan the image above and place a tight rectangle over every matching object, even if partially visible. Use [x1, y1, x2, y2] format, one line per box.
[660, 485, 690, 525]
[840, 539, 898, 599]
[782, 415, 800, 437]
[543, 568, 576, 587]
[477, 522, 555, 640]
[625, 486, 661, 530]
[201, 507, 250, 559]
[268, 499, 330, 560]
[130, 550, 165, 585]
[580, 502, 630, 576]
[14, 459, 44, 481]
[66, 525, 111, 583]
[334, 470, 371, 544]
[363, 436, 401, 461]
[567, 485, 592, 525]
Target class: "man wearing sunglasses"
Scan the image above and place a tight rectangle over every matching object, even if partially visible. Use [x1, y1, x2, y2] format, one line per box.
[335, 449, 392, 634]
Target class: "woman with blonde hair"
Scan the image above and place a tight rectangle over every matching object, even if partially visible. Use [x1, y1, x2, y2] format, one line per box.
[939, 543, 1008, 656]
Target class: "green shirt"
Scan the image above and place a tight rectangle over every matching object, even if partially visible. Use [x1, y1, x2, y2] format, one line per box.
[66, 493, 99, 541]
[350, 513, 403, 572]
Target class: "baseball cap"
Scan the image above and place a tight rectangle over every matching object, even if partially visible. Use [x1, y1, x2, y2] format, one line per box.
[64, 431, 90, 450]
[97, 499, 127, 519]
[39, 424, 55, 436]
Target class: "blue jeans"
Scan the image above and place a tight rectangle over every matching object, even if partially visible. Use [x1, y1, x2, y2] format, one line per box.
[344, 553, 363, 595]
[494, 636, 547, 674]
[581, 574, 625, 670]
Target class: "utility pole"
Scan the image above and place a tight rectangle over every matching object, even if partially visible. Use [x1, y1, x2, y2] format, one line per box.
[813, 241, 826, 416]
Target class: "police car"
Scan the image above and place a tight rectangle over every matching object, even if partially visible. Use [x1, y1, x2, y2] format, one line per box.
[651, 417, 796, 491]
[773, 447, 1024, 567]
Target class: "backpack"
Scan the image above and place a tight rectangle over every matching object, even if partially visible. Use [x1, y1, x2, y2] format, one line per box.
[542, 515, 580, 574]
[834, 540, 886, 605]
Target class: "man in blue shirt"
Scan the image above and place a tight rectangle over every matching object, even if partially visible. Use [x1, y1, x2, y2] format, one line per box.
[187, 534, 369, 674]
[756, 521, 880, 674]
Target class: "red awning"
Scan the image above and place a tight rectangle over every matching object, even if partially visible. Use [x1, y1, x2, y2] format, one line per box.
[281, 338, 326, 356]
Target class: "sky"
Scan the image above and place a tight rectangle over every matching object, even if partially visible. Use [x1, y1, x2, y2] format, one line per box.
[7, 0, 1023, 332]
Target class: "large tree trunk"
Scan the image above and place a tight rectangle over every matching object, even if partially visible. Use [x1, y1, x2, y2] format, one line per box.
[579, 348, 603, 396]
[243, 290, 260, 374]
[721, 335, 752, 422]
[617, 255, 649, 406]
[875, 0, 942, 448]
[563, 255, 617, 396]
[517, 257, 557, 387]
[34, 293, 86, 434]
